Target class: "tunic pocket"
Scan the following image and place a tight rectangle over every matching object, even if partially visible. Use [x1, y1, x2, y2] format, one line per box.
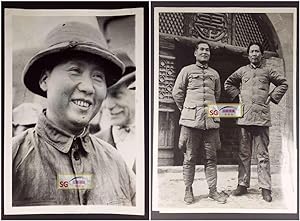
[188, 74, 202, 88]
[258, 78, 269, 91]
[205, 75, 215, 88]
[242, 77, 250, 83]
[181, 105, 196, 120]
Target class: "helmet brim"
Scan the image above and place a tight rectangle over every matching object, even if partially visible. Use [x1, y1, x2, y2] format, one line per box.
[23, 42, 125, 97]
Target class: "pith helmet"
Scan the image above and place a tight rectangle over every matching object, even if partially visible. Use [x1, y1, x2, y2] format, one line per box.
[22, 21, 125, 97]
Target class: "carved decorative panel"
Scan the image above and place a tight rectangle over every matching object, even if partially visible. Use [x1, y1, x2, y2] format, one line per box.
[159, 12, 275, 52]
[233, 13, 272, 51]
[159, 13, 184, 36]
[159, 55, 176, 102]
[189, 13, 230, 43]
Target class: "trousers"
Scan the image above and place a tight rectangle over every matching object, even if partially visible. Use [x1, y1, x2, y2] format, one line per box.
[179, 126, 220, 192]
[238, 126, 271, 190]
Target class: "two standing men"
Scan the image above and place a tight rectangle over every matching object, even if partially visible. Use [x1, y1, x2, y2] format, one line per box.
[173, 41, 288, 204]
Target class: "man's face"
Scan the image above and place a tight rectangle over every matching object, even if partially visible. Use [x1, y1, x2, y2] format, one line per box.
[194, 43, 210, 63]
[40, 56, 107, 134]
[248, 44, 263, 65]
[105, 85, 135, 126]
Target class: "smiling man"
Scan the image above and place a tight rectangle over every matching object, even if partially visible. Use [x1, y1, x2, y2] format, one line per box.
[224, 42, 288, 202]
[12, 22, 135, 206]
[172, 41, 226, 204]
[95, 51, 136, 173]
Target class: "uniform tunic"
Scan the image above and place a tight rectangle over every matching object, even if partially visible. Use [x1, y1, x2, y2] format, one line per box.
[172, 62, 221, 190]
[13, 112, 136, 206]
[224, 63, 288, 190]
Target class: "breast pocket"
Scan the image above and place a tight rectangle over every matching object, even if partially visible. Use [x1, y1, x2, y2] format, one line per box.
[204, 75, 215, 89]
[242, 77, 250, 83]
[181, 105, 196, 120]
[258, 78, 269, 91]
[188, 74, 202, 88]
[241, 77, 250, 90]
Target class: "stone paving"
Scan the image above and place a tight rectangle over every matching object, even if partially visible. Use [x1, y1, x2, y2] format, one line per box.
[156, 165, 293, 212]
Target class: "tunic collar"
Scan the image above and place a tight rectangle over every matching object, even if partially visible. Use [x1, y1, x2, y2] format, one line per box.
[35, 111, 91, 153]
[196, 61, 209, 69]
[249, 62, 262, 69]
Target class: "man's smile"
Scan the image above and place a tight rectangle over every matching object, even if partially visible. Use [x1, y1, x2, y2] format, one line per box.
[71, 99, 93, 110]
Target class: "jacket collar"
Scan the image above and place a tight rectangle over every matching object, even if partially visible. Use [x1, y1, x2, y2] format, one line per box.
[249, 62, 262, 69]
[196, 61, 209, 69]
[36, 110, 91, 153]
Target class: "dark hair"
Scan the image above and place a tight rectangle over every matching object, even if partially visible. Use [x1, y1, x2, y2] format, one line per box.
[247, 42, 264, 54]
[194, 41, 211, 52]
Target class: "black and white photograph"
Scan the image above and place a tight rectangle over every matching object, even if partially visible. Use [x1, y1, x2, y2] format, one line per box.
[153, 5, 298, 215]
[3, 5, 145, 216]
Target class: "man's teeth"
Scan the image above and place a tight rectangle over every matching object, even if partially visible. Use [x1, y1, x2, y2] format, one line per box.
[73, 100, 90, 107]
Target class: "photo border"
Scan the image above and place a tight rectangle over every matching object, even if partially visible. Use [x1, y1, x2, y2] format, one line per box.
[1, 1, 149, 220]
[151, 1, 299, 220]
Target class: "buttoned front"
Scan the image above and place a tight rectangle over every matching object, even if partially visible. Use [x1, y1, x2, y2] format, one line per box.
[172, 63, 221, 129]
[12, 112, 136, 206]
[224, 64, 288, 126]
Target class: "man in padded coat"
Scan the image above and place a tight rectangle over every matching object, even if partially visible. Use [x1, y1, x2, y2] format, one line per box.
[224, 42, 288, 202]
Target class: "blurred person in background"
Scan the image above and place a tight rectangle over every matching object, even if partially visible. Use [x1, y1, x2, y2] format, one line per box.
[12, 102, 43, 137]
[95, 50, 136, 173]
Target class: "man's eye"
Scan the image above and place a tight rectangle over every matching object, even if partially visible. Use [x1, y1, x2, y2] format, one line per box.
[92, 72, 105, 82]
[68, 67, 81, 73]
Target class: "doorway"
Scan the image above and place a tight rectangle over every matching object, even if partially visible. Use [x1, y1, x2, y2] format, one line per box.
[173, 41, 249, 165]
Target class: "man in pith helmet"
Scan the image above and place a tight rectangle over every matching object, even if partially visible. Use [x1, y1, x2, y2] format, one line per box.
[12, 22, 136, 206]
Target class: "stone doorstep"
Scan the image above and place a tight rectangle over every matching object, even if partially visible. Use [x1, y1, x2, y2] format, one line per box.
[158, 165, 282, 174]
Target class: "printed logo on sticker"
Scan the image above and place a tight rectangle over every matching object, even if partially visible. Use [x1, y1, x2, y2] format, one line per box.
[57, 174, 93, 189]
[208, 103, 243, 118]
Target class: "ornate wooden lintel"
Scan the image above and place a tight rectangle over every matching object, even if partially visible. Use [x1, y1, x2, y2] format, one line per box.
[160, 33, 279, 59]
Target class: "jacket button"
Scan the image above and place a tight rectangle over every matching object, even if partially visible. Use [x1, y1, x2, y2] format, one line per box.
[73, 151, 80, 161]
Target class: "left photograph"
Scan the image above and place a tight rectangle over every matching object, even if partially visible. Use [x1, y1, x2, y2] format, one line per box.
[3, 6, 145, 216]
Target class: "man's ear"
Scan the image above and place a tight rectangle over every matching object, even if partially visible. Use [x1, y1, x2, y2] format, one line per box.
[39, 70, 50, 92]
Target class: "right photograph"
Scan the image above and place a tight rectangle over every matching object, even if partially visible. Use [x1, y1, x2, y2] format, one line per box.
[152, 5, 298, 216]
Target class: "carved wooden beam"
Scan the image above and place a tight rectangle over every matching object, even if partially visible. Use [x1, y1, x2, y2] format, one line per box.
[159, 33, 279, 59]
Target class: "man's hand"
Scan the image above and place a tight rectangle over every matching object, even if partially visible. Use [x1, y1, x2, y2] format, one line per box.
[178, 139, 186, 153]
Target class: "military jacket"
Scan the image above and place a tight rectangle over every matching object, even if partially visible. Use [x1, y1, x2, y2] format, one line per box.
[224, 63, 288, 126]
[172, 63, 221, 130]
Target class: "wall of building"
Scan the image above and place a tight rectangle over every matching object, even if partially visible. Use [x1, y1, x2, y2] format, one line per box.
[157, 13, 294, 167]
[266, 13, 297, 198]
[101, 16, 135, 61]
[267, 13, 294, 150]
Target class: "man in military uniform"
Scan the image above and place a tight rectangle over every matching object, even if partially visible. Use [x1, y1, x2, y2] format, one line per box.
[12, 22, 135, 206]
[172, 41, 226, 204]
[224, 42, 288, 202]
